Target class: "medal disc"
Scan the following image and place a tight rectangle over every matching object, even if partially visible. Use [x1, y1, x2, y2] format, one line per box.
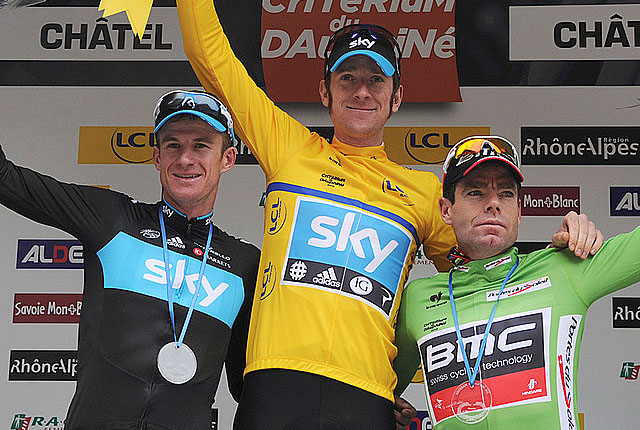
[450, 381, 492, 424]
[157, 341, 197, 384]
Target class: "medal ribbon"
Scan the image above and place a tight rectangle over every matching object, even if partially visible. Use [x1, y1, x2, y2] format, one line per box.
[448, 256, 519, 387]
[159, 205, 213, 348]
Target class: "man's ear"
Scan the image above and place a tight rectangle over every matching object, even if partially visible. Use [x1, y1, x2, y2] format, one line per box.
[152, 146, 161, 172]
[439, 196, 454, 226]
[319, 80, 330, 108]
[391, 84, 403, 113]
[220, 145, 237, 174]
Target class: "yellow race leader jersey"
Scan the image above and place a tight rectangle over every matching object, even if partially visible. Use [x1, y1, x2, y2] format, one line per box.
[178, 0, 456, 401]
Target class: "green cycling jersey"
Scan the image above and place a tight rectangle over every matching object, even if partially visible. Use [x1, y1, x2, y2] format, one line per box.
[394, 227, 640, 429]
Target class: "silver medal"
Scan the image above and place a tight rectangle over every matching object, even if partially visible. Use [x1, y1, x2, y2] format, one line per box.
[157, 341, 197, 384]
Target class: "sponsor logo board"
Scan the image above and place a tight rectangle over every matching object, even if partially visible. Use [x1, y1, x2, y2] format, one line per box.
[17, 240, 83, 269]
[13, 293, 83, 324]
[521, 187, 580, 216]
[510, 5, 640, 61]
[383, 127, 491, 165]
[10, 414, 65, 430]
[620, 362, 640, 380]
[78, 126, 257, 164]
[521, 127, 640, 165]
[610, 187, 640, 216]
[613, 297, 640, 328]
[261, 1, 460, 102]
[0, 8, 181, 60]
[9, 350, 78, 381]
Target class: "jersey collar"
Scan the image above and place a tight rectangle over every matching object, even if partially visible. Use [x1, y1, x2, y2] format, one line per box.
[453, 247, 520, 283]
[159, 200, 214, 234]
[330, 136, 388, 160]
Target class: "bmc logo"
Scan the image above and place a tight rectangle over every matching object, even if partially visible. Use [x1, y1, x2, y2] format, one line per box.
[610, 187, 640, 216]
[17, 240, 83, 269]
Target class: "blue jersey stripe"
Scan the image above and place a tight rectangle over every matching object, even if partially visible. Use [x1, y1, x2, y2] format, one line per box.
[266, 181, 419, 243]
[97, 232, 245, 328]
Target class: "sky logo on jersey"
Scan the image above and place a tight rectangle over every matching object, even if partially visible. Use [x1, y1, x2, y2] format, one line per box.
[418, 308, 551, 425]
[610, 187, 640, 216]
[97, 232, 244, 328]
[282, 196, 413, 317]
[17, 239, 83, 269]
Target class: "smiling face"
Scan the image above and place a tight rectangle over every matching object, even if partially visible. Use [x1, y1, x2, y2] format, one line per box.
[439, 162, 522, 260]
[319, 55, 403, 147]
[153, 117, 236, 219]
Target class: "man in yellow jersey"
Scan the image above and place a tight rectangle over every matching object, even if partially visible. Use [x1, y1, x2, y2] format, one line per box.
[176, 2, 601, 428]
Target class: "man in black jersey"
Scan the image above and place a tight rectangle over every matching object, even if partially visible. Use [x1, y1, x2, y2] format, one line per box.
[0, 90, 260, 430]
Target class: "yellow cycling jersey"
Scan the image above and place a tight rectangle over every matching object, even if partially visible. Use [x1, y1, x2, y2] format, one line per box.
[178, 0, 456, 401]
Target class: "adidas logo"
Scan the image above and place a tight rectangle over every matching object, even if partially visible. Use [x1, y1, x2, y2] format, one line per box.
[312, 267, 341, 288]
[167, 236, 186, 249]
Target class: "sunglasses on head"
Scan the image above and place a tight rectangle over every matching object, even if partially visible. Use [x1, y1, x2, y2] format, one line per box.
[154, 90, 234, 141]
[443, 136, 520, 175]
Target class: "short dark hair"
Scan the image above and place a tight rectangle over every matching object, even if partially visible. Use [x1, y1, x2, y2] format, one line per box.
[155, 114, 233, 152]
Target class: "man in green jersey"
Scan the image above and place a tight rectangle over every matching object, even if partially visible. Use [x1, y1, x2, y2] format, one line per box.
[393, 135, 637, 429]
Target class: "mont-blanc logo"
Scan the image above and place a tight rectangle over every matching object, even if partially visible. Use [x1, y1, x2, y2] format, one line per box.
[313, 267, 341, 288]
[167, 236, 185, 249]
[140, 229, 160, 239]
[289, 261, 308, 281]
[349, 276, 373, 295]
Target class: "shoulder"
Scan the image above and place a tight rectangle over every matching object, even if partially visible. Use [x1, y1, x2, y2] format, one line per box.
[213, 225, 260, 255]
[404, 274, 447, 300]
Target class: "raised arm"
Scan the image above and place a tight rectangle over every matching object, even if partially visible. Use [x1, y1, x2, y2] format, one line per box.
[176, 0, 313, 175]
[0, 144, 122, 246]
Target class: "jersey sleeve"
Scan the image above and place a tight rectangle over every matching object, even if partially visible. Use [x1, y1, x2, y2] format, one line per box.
[393, 281, 422, 395]
[420, 180, 456, 272]
[561, 226, 640, 306]
[176, 0, 314, 178]
[0, 145, 127, 249]
[224, 241, 260, 402]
